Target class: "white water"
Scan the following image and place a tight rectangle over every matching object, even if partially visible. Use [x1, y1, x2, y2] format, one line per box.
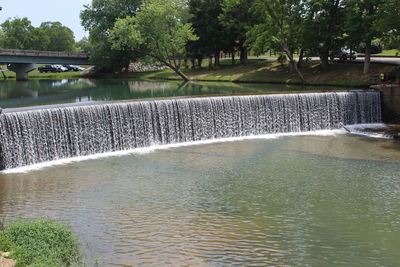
[0, 92, 381, 171]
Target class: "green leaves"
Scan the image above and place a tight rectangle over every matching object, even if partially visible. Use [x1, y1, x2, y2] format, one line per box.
[0, 17, 35, 50]
[80, 0, 142, 71]
[0, 218, 80, 267]
[110, 0, 197, 64]
[0, 18, 76, 52]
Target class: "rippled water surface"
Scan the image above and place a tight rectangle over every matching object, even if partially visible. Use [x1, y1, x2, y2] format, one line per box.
[1, 134, 400, 266]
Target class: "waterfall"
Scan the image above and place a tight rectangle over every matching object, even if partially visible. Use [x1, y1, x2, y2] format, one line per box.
[0, 92, 381, 170]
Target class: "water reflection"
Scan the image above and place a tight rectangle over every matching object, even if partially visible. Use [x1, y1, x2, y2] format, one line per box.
[0, 78, 354, 109]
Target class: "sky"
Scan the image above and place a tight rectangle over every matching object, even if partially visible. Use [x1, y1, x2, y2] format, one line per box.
[0, 0, 92, 40]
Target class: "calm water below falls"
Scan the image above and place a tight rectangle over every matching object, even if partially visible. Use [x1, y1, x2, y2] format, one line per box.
[1, 134, 400, 266]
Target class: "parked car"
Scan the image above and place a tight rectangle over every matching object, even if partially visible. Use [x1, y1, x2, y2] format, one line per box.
[330, 48, 357, 60]
[63, 65, 85, 72]
[54, 65, 68, 72]
[38, 65, 62, 73]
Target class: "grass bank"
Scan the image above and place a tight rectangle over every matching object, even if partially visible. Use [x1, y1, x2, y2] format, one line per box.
[97, 60, 397, 87]
[0, 218, 81, 267]
[375, 49, 400, 56]
[1, 60, 397, 87]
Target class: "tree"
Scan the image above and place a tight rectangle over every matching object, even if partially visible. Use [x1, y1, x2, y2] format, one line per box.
[0, 18, 77, 52]
[38, 22, 76, 52]
[303, 0, 345, 70]
[76, 37, 90, 53]
[376, 0, 400, 51]
[188, 0, 233, 68]
[110, 0, 198, 81]
[80, 0, 142, 72]
[219, 0, 256, 65]
[247, 0, 306, 83]
[344, 0, 384, 74]
[0, 17, 34, 49]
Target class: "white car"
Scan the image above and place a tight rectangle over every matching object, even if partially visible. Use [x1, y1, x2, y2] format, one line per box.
[330, 48, 357, 61]
[54, 65, 68, 72]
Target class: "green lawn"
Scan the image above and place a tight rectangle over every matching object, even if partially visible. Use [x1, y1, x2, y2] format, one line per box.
[107, 59, 396, 87]
[374, 49, 400, 56]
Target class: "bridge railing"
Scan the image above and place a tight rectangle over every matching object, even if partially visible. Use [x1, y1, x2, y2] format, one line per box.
[0, 49, 88, 58]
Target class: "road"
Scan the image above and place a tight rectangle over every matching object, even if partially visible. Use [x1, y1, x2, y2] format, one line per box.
[251, 56, 400, 65]
[355, 57, 400, 65]
[311, 56, 400, 65]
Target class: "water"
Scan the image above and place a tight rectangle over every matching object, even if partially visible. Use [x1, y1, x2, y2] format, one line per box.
[0, 79, 356, 109]
[0, 92, 381, 170]
[0, 134, 399, 266]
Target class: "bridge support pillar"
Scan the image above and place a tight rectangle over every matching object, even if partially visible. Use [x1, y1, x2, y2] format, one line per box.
[14, 63, 36, 81]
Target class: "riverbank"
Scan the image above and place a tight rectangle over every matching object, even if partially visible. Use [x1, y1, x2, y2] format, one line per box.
[1, 60, 398, 87]
[90, 60, 397, 87]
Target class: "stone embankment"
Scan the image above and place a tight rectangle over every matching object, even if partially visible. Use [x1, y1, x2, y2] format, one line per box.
[370, 83, 400, 123]
[127, 62, 168, 72]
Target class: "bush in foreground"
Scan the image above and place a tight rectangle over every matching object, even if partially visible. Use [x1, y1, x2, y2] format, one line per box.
[0, 218, 80, 267]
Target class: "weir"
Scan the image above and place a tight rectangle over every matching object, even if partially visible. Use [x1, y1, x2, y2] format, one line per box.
[0, 92, 381, 170]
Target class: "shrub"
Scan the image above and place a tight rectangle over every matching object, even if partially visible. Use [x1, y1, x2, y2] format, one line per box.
[277, 53, 287, 66]
[0, 218, 80, 267]
[358, 42, 383, 54]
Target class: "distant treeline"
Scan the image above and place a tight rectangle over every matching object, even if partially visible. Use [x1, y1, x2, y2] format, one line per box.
[0, 17, 89, 53]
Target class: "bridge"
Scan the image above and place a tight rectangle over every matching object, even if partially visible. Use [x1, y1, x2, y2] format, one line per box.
[0, 49, 90, 81]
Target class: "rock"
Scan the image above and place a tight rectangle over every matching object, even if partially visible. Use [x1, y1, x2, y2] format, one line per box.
[81, 66, 98, 76]
[0, 255, 15, 267]
[128, 62, 168, 72]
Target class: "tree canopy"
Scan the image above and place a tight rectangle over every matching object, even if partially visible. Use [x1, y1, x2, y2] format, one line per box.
[110, 0, 197, 81]
[80, 0, 142, 72]
[0, 17, 76, 52]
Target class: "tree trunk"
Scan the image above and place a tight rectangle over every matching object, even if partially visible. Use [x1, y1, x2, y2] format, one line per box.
[280, 44, 305, 84]
[208, 55, 214, 70]
[214, 52, 220, 67]
[240, 46, 248, 65]
[191, 58, 195, 70]
[124, 62, 130, 73]
[363, 39, 372, 74]
[197, 57, 203, 69]
[163, 61, 190, 82]
[289, 61, 294, 74]
[320, 54, 330, 70]
[231, 52, 235, 65]
[297, 49, 304, 69]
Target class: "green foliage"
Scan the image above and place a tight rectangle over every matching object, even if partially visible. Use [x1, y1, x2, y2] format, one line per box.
[110, 0, 197, 80]
[220, 0, 255, 46]
[75, 37, 90, 53]
[188, 0, 233, 58]
[277, 53, 287, 66]
[0, 218, 80, 267]
[80, 0, 142, 71]
[37, 22, 76, 52]
[302, 0, 345, 66]
[219, 0, 256, 64]
[0, 17, 35, 49]
[0, 17, 76, 52]
[358, 41, 383, 54]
